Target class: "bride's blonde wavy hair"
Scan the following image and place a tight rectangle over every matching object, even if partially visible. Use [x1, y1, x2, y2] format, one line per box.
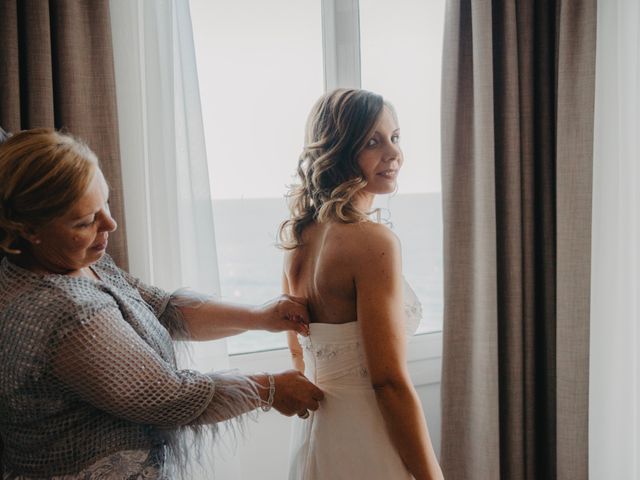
[278, 88, 391, 249]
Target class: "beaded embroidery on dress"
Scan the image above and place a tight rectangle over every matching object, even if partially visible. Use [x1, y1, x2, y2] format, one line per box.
[288, 280, 422, 480]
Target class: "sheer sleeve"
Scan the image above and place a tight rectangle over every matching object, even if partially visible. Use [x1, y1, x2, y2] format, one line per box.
[51, 303, 211, 426]
[49, 303, 259, 428]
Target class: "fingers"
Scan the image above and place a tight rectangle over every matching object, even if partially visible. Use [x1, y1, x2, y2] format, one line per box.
[312, 386, 325, 401]
[285, 312, 309, 336]
[296, 384, 323, 412]
[285, 300, 310, 325]
[302, 382, 324, 402]
[295, 320, 310, 337]
[283, 298, 310, 336]
[272, 370, 324, 416]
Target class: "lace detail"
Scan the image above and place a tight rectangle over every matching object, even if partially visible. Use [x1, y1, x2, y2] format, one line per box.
[3, 449, 166, 480]
[301, 340, 361, 359]
[301, 339, 370, 379]
[402, 280, 422, 335]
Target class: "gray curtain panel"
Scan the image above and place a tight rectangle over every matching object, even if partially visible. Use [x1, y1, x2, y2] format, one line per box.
[440, 1, 596, 479]
[0, 0, 128, 269]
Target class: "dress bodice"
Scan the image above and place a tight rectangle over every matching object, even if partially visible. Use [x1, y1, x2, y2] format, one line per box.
[299, 281, 422, 387]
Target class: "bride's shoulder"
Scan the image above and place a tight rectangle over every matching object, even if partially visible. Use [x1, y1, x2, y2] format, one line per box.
[354, 221, 400, 246]
[327, 220, 396, 237]
[336, 221, 402, 262]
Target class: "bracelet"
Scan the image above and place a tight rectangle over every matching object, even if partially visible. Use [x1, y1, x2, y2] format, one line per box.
[261, 373, 276, 412]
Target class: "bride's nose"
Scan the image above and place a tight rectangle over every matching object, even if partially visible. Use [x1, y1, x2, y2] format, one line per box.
[382, 147, 402, 164]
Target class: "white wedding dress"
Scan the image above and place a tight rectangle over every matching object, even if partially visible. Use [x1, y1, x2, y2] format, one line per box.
[288, 281, 422, 480]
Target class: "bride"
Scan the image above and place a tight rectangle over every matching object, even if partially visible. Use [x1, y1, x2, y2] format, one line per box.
[280, 89, 444, 480]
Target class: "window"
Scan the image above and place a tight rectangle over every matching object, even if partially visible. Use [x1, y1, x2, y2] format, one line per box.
[190, 0, 445, 354]
[190, 0, 323, 353]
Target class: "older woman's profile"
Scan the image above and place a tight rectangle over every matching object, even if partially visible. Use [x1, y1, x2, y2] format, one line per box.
[0, 128, 324, 478]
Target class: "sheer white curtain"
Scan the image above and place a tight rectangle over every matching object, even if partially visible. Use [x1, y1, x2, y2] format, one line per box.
[590, 0, 640, 478]
[110, 1, 241, 477]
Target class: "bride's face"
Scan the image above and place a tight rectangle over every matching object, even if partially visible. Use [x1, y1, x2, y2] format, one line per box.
[356, 107, 403, 195]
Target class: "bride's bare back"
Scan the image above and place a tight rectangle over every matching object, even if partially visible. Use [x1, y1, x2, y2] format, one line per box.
[283, 221, 362, 325]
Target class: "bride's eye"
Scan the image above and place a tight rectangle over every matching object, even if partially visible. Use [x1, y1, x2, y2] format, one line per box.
[366, 138, 378, 148]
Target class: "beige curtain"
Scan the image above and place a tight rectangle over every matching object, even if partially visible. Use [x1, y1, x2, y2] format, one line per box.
[0, 0, 128, 269]
[440, 1, 596, 479]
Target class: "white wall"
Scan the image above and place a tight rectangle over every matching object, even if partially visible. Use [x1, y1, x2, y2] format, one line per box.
[220, 332, 443, 479]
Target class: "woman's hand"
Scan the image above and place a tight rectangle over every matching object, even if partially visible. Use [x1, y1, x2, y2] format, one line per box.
[255, 294, 311, 336]
[253, 370, 324, 417]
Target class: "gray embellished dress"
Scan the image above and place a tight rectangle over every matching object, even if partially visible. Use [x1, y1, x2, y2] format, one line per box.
[0, 254, 257, 479]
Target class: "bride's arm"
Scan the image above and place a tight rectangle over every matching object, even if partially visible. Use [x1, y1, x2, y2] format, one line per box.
[287, 331, 305, 372]
[283, 270, 305, 372]
[354, 224, 443, 480]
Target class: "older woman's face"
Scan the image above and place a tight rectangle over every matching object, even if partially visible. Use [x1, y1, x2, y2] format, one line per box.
[28, 170, 117, 274]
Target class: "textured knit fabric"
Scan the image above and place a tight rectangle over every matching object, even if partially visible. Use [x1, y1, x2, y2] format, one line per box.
[3, 449, 166, 480]
[0, 254, 258, 478]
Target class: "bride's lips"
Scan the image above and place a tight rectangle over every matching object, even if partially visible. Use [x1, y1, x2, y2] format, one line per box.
[377, 169, 398, 179]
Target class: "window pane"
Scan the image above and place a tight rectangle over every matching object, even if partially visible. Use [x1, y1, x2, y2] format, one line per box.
[190, 0, 323, 354]
[360, 0, 446, 333]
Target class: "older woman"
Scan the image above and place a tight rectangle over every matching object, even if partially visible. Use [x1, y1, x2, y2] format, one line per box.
[0, 128, 323, 479]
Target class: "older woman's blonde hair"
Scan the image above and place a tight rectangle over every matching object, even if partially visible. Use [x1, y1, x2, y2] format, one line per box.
[0, 128, 98, 255]
[278, 88, 395, 249]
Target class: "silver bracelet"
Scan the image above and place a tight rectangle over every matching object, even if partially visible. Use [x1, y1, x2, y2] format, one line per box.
[261, 373, 276, 412]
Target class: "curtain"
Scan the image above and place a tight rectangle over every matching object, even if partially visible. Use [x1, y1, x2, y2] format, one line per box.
[439, 1, 596, 479]
[0, 0, 128, 269]
[589, 1, 640, 478]
[109, 1, 239, 478]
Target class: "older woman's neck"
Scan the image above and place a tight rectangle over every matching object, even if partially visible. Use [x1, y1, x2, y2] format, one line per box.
[10, 251, 89, 278]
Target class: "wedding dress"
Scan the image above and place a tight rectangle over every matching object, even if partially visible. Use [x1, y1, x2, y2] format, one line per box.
[288, 281, 422, 480]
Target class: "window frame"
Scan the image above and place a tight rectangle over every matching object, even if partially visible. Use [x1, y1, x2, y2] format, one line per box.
[322, 0, 361, 89]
